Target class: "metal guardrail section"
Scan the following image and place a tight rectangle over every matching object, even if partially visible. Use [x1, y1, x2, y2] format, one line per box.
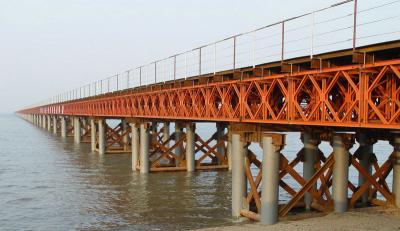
[20, 0, 400, 108]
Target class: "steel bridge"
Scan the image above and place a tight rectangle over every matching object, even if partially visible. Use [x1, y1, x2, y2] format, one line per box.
[17, 0, 400, 225]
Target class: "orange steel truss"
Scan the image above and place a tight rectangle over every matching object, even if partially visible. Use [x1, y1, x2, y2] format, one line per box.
[240, 133, 396, 221]
[20, 59, 400, 130]
[138, 122, 229, 172]
[104, 122, 131, 154]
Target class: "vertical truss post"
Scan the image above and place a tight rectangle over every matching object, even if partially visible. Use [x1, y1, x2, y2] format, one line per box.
[232, 132, 246, 219]
[140, 122, 150, 174]
[261, 133, 285, 225]
[302, 132, 320, 210]
[332, 133, 354, 213]
[131, 122, 139, 171]
[186, 123, 195, 172]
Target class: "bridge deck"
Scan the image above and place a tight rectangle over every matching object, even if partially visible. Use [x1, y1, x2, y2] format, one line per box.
[19, 40, 400, 131]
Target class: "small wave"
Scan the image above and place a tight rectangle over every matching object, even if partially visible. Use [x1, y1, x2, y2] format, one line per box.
[7, 197, 35, 204]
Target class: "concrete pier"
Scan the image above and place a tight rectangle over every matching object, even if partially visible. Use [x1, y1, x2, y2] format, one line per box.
[122, 119, 129, 151]
[90, 118, 96, 152]
[216, 123, 226, 164]
[73, 117, 81, 144]
[131, 122, 139, 171]
[302, 132, 319, 210]
[186, 123, 195, 172]
[52, 116, 57, 134]
[175, 122, 183, 166]
[42, 115, 46, 129]
[47, 115, 51, 131]
[231, 132, 246, 219]
[227, 130, 232, 171]
[162, 122, 170, 147]
[261, 134, 283, 225]
[60, 117, 66, 138]
[98, 119, 106, 155]
[393, 135, 400, 208]
[140, 122, 150, 174]
[357, 133, 374, 206]
[332, 134, 351, 213]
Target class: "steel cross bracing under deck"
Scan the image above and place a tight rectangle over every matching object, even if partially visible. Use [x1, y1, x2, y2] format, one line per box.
[19, 55, 400, 130]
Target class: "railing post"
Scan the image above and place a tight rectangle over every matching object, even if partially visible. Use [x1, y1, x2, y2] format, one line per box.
[233, 36, 236, 71]
[174, 55, 177, 82]
[252, 31, 256, 68]
[139, 66, 142, 87]
[126, 70, 130, 89]
[116, 74, 119, 91]
[199, 48, 202, 76]
[310, 12, 315, 58]
[281, 21, 285, 62]
[185, 52, 188, 79]
[154, 61, 157, 84]
[353, 0, 358, 51]
[214, 42, 217, 74]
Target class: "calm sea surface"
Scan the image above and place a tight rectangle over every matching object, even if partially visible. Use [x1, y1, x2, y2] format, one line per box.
[0, 114, 394, 230]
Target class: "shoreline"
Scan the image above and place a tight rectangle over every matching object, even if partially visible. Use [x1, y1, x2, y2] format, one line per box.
[196, 206, 400, 231]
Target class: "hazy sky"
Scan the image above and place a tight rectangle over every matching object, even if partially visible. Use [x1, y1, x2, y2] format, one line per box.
[0, 0, 343, 113]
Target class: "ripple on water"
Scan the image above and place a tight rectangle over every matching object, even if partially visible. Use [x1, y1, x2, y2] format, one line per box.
[0, 115, 395, 230]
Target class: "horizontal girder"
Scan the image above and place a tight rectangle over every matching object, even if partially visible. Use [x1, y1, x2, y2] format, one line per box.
[18, 59, 400, 130]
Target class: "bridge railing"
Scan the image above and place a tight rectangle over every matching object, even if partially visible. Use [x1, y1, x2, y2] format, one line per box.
[24, 0, 400, 110]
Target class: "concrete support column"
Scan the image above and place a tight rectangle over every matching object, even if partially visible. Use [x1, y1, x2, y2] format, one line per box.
[98, 119, 106, 155]
[392, 135, 400, 208]
[175, 122, 183, 166]
[73, 117, 81, 144]
[60, 117, 67, 138]
[216, 123, 226, 164]
[122, 119, 129, 151]
[227, 130, 232, 171]
[261, 134, 284, 225]
[47, 115, 51, 132]
[90, 118, 96, 152]
[140, 122, 150, 174]
[332, 134, 352, 213]
[53, 116, 57, 134]
[42, 115, 46, 129]
[186, 123, 195, 172]
[149, 122, 158, 150]
[131, 123, 139, 171]
[357, 133, 374, 207]
[302, 132, 319, 210]
[162, 122, 170, 147]
[231, 132, 246, 219]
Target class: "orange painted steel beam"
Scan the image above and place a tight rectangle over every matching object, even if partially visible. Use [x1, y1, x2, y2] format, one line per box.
[18, 59, 400, 130]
